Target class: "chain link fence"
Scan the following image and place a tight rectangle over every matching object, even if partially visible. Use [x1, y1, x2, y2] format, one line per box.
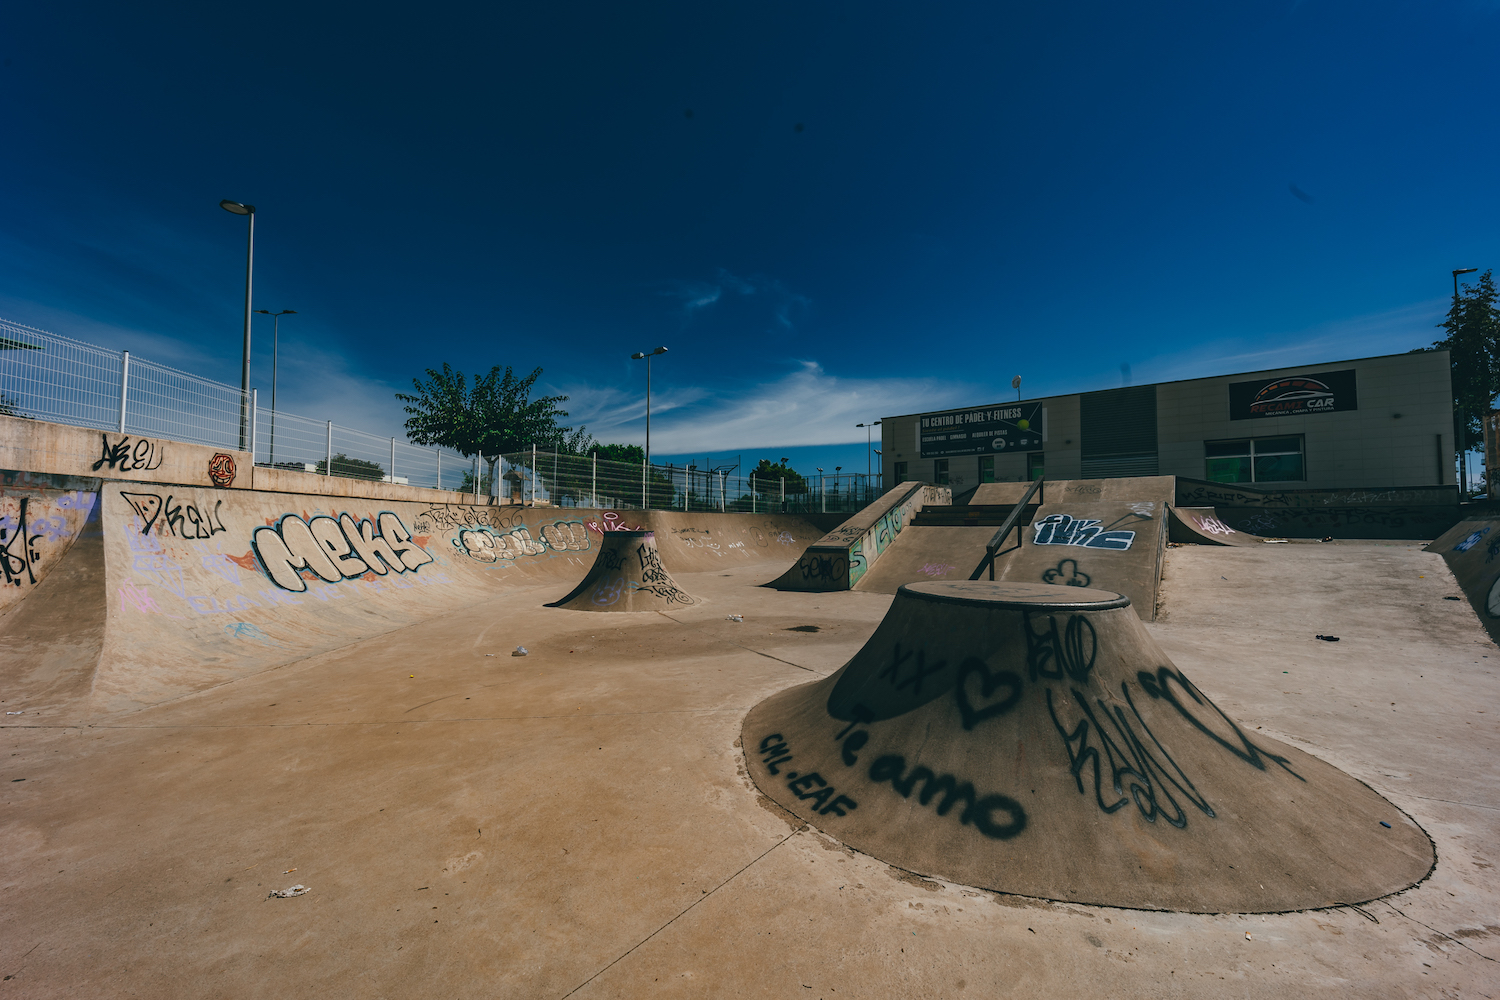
[0, 316, 875, 511]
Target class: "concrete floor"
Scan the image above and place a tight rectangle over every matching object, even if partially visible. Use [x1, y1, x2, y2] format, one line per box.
[2, 543, 1497, 998]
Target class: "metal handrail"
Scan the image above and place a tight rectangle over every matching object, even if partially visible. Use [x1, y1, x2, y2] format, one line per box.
[969, 476, 1044, 581]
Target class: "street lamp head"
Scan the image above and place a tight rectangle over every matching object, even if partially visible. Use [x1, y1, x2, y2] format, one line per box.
[630, 352, 646, 360]
[219, 199, 255, 215]
[652, 346, 668, 355]
[1454, 268, 1479, 277]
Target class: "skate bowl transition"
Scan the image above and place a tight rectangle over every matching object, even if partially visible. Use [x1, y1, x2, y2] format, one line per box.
[547, 530, 699, 611]
[0, 477, 827, 720]
[743, 581, 1434, 913]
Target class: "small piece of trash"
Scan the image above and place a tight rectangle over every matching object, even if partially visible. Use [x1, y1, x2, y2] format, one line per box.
[726, 615, 743, 622]
[283, 868, 297, 874]
[1444, 596, 1461, 601]
[485, 653, 496, 657]
[1320, 535, 1333, 542]
[1315, 634, 1340, 642]
[1245, 931, 1253, 940]
[512, 647, 528, 657]
[268, 884, 310, 898]
[1263, 538, 1289, 544]
[5, 711, 21, 715]
[1221, 576, 1228, 580]
[1380, 821, 1392, 828]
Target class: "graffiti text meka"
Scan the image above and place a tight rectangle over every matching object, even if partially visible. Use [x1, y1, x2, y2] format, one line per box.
[252, 512, 434, 592]
[1031, 514, 1136, 550]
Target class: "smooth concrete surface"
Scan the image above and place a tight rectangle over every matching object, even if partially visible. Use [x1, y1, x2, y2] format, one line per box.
[1167, 505, 1268, 547]
[850, 524, 1001, 593]
[547, 531, 700, 611]
[2, 541, 1498, 997]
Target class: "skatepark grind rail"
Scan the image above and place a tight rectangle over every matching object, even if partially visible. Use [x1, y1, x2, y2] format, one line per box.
[970, 477, 1044, 580]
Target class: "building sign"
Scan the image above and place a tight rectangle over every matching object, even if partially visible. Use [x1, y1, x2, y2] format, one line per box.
[920, 402, 1043, 458]
[1229, 369, 1357, 420]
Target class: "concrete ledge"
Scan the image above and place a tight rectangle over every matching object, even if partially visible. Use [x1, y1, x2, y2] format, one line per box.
[0, 414, 251, 490]
[768, 481, 951, 591]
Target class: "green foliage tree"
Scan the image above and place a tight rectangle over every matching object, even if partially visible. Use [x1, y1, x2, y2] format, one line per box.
[315, 453, 385, 481]
[397, 363, 579, 492]
[749, 458, 808, 499]
[1421, 270, 1500, 458]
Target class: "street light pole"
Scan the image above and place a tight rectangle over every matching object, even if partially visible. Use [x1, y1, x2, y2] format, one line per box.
[630, 346, 668, 508]
[856, 421, 882, 495]
[220, 200, 256, 451]
[253, 309, 296, 466]
[1453, 268, 1479, 495]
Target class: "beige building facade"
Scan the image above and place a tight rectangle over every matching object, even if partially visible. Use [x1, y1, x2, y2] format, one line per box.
[882, 351, 1455, 495]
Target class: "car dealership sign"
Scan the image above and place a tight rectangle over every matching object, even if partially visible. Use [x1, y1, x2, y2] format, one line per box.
[1229, 369, 1358, 420]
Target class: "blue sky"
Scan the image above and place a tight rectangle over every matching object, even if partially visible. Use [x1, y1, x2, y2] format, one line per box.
[2, 2, 1497, 477]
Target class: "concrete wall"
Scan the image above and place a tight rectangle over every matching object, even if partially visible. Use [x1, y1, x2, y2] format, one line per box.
[882, 351, 1454, 492]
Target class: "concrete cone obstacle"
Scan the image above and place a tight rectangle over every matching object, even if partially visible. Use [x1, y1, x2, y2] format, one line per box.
[547, 530, 700, 611]
[744, 582, 1433, 912]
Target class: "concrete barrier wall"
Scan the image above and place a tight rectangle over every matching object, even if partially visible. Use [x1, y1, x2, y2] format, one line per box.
[0, 472, 98, 614]
[0, 414, 252, 491]
[769, 481, 951, 591]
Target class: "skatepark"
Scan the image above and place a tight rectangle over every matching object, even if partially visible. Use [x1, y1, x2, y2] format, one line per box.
[2, 451, 1498, 998]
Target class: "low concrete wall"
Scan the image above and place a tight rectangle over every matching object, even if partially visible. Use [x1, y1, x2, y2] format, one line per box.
[0, 414, 251, 490]
[768, 481, 952, 591]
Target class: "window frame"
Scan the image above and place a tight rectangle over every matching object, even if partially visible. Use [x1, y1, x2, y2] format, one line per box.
[1203, 435, 1305, 484]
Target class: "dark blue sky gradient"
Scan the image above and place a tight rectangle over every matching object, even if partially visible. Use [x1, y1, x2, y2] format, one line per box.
[1, 2, 1496, 474]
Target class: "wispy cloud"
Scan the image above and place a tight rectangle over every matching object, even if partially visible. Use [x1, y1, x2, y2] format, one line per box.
[560, 361, 980, 452]
[658, 268, 810, 330]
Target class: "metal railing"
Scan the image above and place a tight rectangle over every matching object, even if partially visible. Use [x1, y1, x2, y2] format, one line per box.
[969, 476, 1044, 580]
[0, 315, 877, 510]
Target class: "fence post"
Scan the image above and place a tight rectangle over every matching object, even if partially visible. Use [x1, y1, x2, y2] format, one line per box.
[436, 450, 441, 490]
[780, 477, 785, 512]
[531, 442, 537, 507]
[751, 474, 755, 514]
[117, 351, 130, 434]
[250, 389, 258, 461]
[473, 454, 479, 504]
[592, 453, 596, 508]
[326, 421, 332, 476]
[390, 437, 396, 484]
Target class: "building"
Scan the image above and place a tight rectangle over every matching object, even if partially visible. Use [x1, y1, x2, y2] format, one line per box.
[881, 351, 1454, 494]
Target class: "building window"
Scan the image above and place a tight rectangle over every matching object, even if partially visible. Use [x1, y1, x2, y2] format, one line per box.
[1205, 436, 1305, 483]
[933, 459, 950, 485]
[894, 461, 909, 482]
[979, 456, 996, 483]
[1027, 453, 1045, 481]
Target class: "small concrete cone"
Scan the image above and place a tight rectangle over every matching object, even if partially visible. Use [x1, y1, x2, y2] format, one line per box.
[743, 581, 1433, 912]
[547, 530, 700, 612]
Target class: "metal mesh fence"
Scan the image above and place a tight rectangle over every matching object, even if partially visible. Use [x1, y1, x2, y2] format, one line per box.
[0, 315, 876, 510]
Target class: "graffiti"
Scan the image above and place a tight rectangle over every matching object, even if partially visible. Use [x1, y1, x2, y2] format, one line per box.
[127, 520, 186, 598]
[188, 593, 259, 614]
[757, 734, 857, 817]
[774, 531, 796, 546]
[202, 553, 241, 586]
[876, 642, 949, 697]
[1032, 514, 1136, 550]
[867, 755, 1026, 840]
[796, 551, 848, 585]
[954, 658, 1025, 731]
[121, 492, 227, 539]
[1024, 612, 1097, 684]
[1238, 512, 1281, 533]
[208, 453, 237, 488]
[118, 579, 160, 614]
[253, 511, 435, 592]
[1192, 514, 1237, 536]
[918, 562, 956, 578]
[224, 622, 281, 647]
[1126, 502, 1156, 517]
[412, 504, 502, 534]
[91, 434, 164, 473]
[0, 497, 43, 587]
[598, 547, 627, 572]
[1180, 484, 1452, 510]
[1454, 527, 1491, 553]
[591, 576, 626, 607]
[1041, 558, 1091, 588]
[585, 512, 644, 534]
[632, 542, 696, 605]
[540, 521, 590, 552]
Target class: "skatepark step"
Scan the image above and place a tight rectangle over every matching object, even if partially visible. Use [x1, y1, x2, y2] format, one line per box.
[910, 504, 1038, 527]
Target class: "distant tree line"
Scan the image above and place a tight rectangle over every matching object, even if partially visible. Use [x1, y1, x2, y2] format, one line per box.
[1416, 269, 1500, 464]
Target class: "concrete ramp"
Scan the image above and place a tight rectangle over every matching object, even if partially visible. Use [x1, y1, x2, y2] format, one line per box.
[547, 530, 700, 611]
[3, 483, 830, 721]
[993, 500, 1167, 620]
[851, 525, 1010, 594]
[743, 581, 1434, 912]
[769, 482, 950, 591]
[1426, 519, 1500, 645]
[0, 478, 99, 615]
[1167, 505, 1269, 546]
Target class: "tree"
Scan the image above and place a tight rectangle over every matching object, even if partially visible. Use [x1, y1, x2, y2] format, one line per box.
[749, 459, 809, 508]
[1421, 270, 1500, 482]
[315, 453, 385, 481]
[397, 363, 578, 492]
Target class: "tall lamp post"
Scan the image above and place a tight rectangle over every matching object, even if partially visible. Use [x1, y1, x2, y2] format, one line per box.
[1454, 268, 1479, 495]
[856, 420, 881, 496]
[630, 346, 668, 508]
[253, 309, 296, 466]
[220, 199, 256, 450]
